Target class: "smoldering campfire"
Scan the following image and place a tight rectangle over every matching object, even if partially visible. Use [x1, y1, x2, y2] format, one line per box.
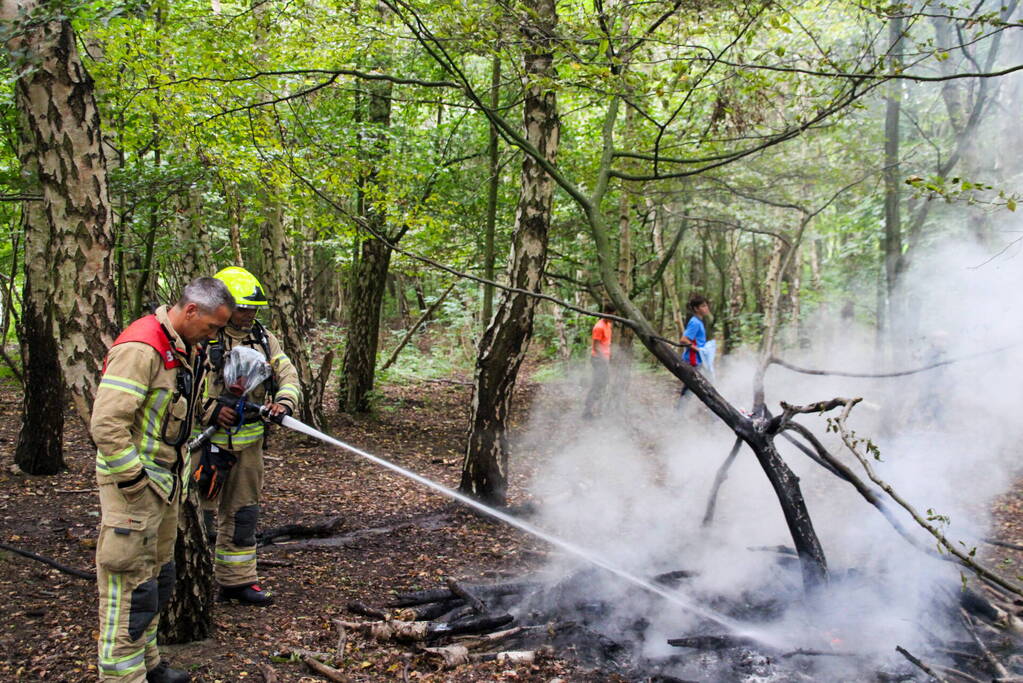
[290, 542, 1023, 682]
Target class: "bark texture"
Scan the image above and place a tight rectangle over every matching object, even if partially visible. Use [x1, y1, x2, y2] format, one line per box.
[159, 496, 214, 643]
[14, 193, 64, 474]
[260, 205, 332, 429]
[339, 77, 393, 413]
[460, 0, 559, 505]
[9, 15, 117, 424]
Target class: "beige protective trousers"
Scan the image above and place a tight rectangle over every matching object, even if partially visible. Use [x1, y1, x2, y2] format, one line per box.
[96, 483, 179, 682]
[202, 441, 263, 586]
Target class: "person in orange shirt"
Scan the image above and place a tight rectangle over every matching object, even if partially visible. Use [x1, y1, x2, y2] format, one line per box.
[583, 304, 615, 418]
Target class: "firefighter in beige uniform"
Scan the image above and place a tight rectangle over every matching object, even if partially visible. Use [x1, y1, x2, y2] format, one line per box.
[91, 279, 233, 683]
[200, 267, 300, 605]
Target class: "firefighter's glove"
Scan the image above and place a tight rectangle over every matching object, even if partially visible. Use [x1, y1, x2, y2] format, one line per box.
[263, 402, 291, 425]
[215, 403, 239, 429]
[116, 471, 150, 504]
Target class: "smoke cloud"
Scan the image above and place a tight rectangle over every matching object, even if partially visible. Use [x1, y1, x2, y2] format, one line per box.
[516, 229, 1023, 679]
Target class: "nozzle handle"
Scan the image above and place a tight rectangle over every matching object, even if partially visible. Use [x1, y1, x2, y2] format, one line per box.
[187, 425, 217, 452]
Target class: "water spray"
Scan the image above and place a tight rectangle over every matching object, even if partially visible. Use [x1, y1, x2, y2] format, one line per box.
[266, 408, 781, 647]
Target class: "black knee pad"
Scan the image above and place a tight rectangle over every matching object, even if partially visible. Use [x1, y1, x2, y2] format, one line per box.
[128, 578, 159, 642]
[233, 505, 259, 547]
[156, 561, 176, 613]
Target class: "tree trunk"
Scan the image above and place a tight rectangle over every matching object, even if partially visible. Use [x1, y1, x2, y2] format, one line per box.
[14, 197, 64, 475]
[881, 13, 903, 346]
[133, 117, 161, 317]
[461, 0, 559, 505]
[6, 13, 118, 425]
[610, 175, 634, 410]
[727, 233, 744, 353]
[339, 73, 393, 412]
[483, 54, 501, 327]
[339, 236, 392, 412]
[159, 496, 214, 643]
[173, 184, 212, 288]
[650, 202, 684, 336]
[261, 205, 332, 429]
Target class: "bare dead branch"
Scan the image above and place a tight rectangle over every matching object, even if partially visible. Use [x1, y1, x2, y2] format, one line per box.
[0, 541, 95, 580]
[301, 654, 345, 682]
[769, 340, 1023, 378]
[833, 401, 1023, 599]
[701, 438, 743, 527]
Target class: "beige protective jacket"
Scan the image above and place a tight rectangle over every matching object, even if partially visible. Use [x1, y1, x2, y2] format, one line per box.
[91, 306, 200, 503]
[201, 322, 301, 450]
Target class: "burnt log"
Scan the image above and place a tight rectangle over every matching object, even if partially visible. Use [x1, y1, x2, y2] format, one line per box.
[400, 598, 464, 621]
[440, 605, 476, 623]
[388, 581, 533, 607]
[346, 601, 388, 620]
[257, 516, 344, 547]
[429, 613, 515, 640]
[446, 578, 486, 613]
[960, 587, 1023, 632]
[667, 635, 758, 650]
[388, 588, 455, 607]
[652, 569, 699, 585]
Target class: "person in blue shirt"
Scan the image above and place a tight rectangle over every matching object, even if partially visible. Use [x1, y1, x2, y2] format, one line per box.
[677, 294, 711, 410]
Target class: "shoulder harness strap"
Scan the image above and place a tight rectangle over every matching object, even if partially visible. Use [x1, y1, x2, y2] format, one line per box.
[105, 314, 180, 372]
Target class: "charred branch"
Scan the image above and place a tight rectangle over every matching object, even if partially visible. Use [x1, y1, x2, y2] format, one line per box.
[256, 515, 344, 547]
[445, 579, 486, 614]
[346, 601, 388, 620]
[0, 541, 95, 580]
[701, 437, 743, 527]
[667, 635, 759, 650]
[387, 581, 533, 607]
[896, 645, 949, 682]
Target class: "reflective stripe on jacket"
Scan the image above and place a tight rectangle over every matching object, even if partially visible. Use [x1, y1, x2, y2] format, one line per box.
[91, 306, 198, 502]
[202, 324, 301, 450]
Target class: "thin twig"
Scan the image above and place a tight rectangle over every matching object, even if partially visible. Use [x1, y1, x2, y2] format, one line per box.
[896, 645, 949, 682]
[959, 608, 1009, 678]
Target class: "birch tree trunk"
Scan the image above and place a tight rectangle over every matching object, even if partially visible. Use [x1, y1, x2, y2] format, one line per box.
[461, 0, 559, 505]
[261, 205, 332, 429]
[159, 492, 214, 643]
[14, 131, 63, 474]
[5, 9, 117, 427]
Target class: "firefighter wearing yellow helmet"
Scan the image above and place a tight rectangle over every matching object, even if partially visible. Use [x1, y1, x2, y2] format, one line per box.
[199, 267, 301, 605]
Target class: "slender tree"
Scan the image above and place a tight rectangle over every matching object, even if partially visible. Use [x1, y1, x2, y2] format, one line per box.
[461, 0, 560, 505]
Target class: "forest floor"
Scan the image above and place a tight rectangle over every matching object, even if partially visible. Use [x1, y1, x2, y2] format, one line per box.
[2, 358, 1023, 682]
[0, 359, 638, 683]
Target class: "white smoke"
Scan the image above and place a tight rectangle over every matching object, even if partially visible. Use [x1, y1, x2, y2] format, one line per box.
[516, 230, 1023, 678]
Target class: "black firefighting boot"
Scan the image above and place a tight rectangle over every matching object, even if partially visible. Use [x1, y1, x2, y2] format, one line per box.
[220, 582, 274, 606]
[146, 660, 191, 683]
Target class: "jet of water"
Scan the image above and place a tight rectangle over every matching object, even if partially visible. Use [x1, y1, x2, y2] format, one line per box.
[277, 412, 782, 647]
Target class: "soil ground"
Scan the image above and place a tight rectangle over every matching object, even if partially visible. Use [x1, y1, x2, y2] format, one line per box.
[2, 360, 1022, 682]
[0, 364, 615, 683]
